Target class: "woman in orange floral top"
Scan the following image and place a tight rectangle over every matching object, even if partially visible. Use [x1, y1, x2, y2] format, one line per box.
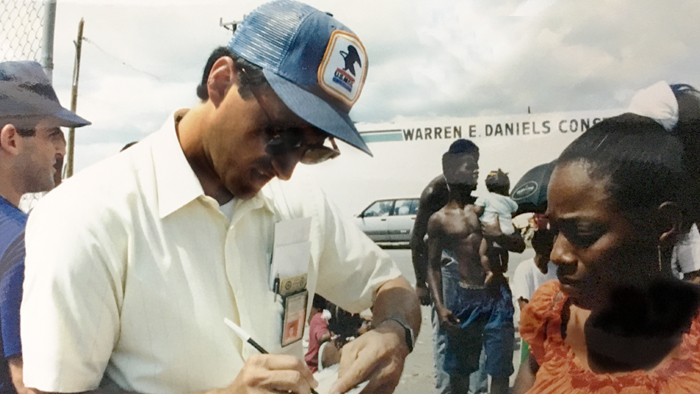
[513, 82, 700, 394]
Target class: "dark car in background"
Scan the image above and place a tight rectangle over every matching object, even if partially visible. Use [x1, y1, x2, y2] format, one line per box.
[354, 198, 419, 243]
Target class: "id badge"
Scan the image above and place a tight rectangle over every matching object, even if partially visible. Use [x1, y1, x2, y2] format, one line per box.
[281, 290, 308, 347]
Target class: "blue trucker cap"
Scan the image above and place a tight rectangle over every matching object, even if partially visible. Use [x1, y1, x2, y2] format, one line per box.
[0, 61, 90, 129]
[229, 0, 371, 156]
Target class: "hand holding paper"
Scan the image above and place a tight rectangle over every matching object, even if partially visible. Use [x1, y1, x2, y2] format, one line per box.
[314, 365, 368, 394]
[328, 326, 408, 394]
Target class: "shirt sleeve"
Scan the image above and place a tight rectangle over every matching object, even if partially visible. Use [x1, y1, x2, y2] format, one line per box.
[0, 234, 25, 358]
[21, 192, 126, 392]
[474, 195, 486, 207]
[519, 280, 560, 365]
[312, 317, 329, 341]
[507, 197, 518, 213]
[312, 189, 402, 314]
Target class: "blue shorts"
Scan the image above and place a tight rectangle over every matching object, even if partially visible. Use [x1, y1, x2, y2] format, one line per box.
[441, 259, 515, 378]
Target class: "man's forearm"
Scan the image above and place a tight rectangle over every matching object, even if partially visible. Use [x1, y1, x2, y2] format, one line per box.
[8, 357, 28, 394]
[372, 277, 421, 336]
[410, 236, 429, 288]
[488, 232, 525, 253]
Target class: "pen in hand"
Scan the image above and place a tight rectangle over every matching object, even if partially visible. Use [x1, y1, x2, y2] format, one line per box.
[224, 318, 268, 354]
[224, 318, 319, 394]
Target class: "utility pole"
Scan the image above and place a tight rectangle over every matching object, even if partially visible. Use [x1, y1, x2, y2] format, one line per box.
[66, 18, 84, 178]
[40, 0, 57, 81]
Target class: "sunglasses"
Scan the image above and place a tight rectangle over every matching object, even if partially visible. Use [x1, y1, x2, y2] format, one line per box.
[244, 70, 340, 165]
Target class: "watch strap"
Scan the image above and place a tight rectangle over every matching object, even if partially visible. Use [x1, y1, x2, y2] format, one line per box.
[383, 316, 415, 353]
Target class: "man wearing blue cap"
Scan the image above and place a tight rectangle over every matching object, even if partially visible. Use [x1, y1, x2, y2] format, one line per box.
[20, 2, 419, 394]
[0, 60, 90, 394]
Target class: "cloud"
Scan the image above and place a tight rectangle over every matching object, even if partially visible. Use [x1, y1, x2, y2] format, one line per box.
[37, 0, 700, 177]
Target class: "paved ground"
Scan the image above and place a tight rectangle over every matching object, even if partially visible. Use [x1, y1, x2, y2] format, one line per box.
[393, 304, 440, 394]
[382, 247, 531, 394]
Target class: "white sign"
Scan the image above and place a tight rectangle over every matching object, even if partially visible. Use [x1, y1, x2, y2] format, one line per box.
[297, 109, 624, 217]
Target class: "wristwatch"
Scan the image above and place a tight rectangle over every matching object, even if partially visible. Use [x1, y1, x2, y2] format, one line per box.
[383, 316, 415, 353]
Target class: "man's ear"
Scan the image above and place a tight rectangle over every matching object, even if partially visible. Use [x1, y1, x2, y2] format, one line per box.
[206, 56, 236, 108]
[0, 124, 22, 156]
[657, 201, 683, 247]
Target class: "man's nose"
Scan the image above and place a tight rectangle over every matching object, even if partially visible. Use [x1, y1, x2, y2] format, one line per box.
[271, 153, 301, 181]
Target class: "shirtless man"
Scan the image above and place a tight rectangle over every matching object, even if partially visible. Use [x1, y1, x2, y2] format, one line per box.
[426, 150, 515, 394]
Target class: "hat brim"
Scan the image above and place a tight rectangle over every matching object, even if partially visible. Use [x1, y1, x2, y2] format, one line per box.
[0, 99, 91, 129]
[263, 70, 372, 157]
[2, 111, 91, 130]
[51, 106, 91, 128]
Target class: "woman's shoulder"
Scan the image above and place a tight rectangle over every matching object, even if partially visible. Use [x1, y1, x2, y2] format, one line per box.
[519, 281, 567, 362]
[523, 280, 565, 316]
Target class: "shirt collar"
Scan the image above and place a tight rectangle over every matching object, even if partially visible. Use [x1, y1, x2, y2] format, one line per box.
[151, 110, 282, 219]
[151, 110, 206, 219]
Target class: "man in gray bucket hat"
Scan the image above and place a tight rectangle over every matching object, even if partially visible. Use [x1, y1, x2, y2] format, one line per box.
[0, 60, 90, 393]
[20, 2, 419, 394]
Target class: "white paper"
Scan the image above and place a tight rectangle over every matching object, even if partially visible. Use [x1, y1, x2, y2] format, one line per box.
[269, 218, 312, 289]
[274, 217, 312, 246]
[314, 364, 369, 394]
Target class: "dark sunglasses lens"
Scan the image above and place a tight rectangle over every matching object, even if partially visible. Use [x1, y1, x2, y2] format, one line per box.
[301, 147, 340, 164]
[265, 138, 288, 156]
[265, 131, 303, 155]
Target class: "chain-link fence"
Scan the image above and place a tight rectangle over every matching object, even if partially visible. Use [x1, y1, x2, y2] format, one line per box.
[0, 0, 46, 62]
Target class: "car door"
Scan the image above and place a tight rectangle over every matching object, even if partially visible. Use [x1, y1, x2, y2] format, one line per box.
[355, 200, 394, 242]
[387, 199, 419, 241]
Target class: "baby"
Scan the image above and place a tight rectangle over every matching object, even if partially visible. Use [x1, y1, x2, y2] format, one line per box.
[474, 169, 519, 277]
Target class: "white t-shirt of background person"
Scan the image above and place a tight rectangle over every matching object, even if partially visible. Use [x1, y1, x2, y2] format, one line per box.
[511, 258, 558, 326]
[21, 113, 402, 394]
[672, 223, 700, 275]
[475, 192, 518, 235]
[511, 258, 558, 304]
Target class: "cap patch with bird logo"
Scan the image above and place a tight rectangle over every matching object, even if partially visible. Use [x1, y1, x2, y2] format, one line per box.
[318, 30, 367, 107]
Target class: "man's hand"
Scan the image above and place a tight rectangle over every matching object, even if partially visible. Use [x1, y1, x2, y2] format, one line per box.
[225, 354, 318, 394]
[483, 271, 495, 285]
[415, 283, 431, 306]
[436, 306, 461, 337]
[482, 217, 526, 253]
[330, 322, 409, 394]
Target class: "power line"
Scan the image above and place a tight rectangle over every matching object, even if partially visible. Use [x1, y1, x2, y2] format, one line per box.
[82, 36, 160, 80]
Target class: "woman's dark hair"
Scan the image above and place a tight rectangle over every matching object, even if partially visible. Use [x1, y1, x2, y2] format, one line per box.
[556, 84, 700, 234]
[196, 46, 267, 101]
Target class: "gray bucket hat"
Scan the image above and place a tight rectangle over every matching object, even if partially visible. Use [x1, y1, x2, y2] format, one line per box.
[0, 60, 90, 129]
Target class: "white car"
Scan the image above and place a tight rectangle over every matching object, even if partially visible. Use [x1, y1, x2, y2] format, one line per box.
[354, 198, 419, 243]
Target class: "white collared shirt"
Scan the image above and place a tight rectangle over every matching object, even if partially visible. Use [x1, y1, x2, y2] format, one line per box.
[21, 113, 401, 393]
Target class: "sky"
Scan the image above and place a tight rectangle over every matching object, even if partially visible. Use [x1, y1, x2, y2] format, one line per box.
[5, 0, 700, 214]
